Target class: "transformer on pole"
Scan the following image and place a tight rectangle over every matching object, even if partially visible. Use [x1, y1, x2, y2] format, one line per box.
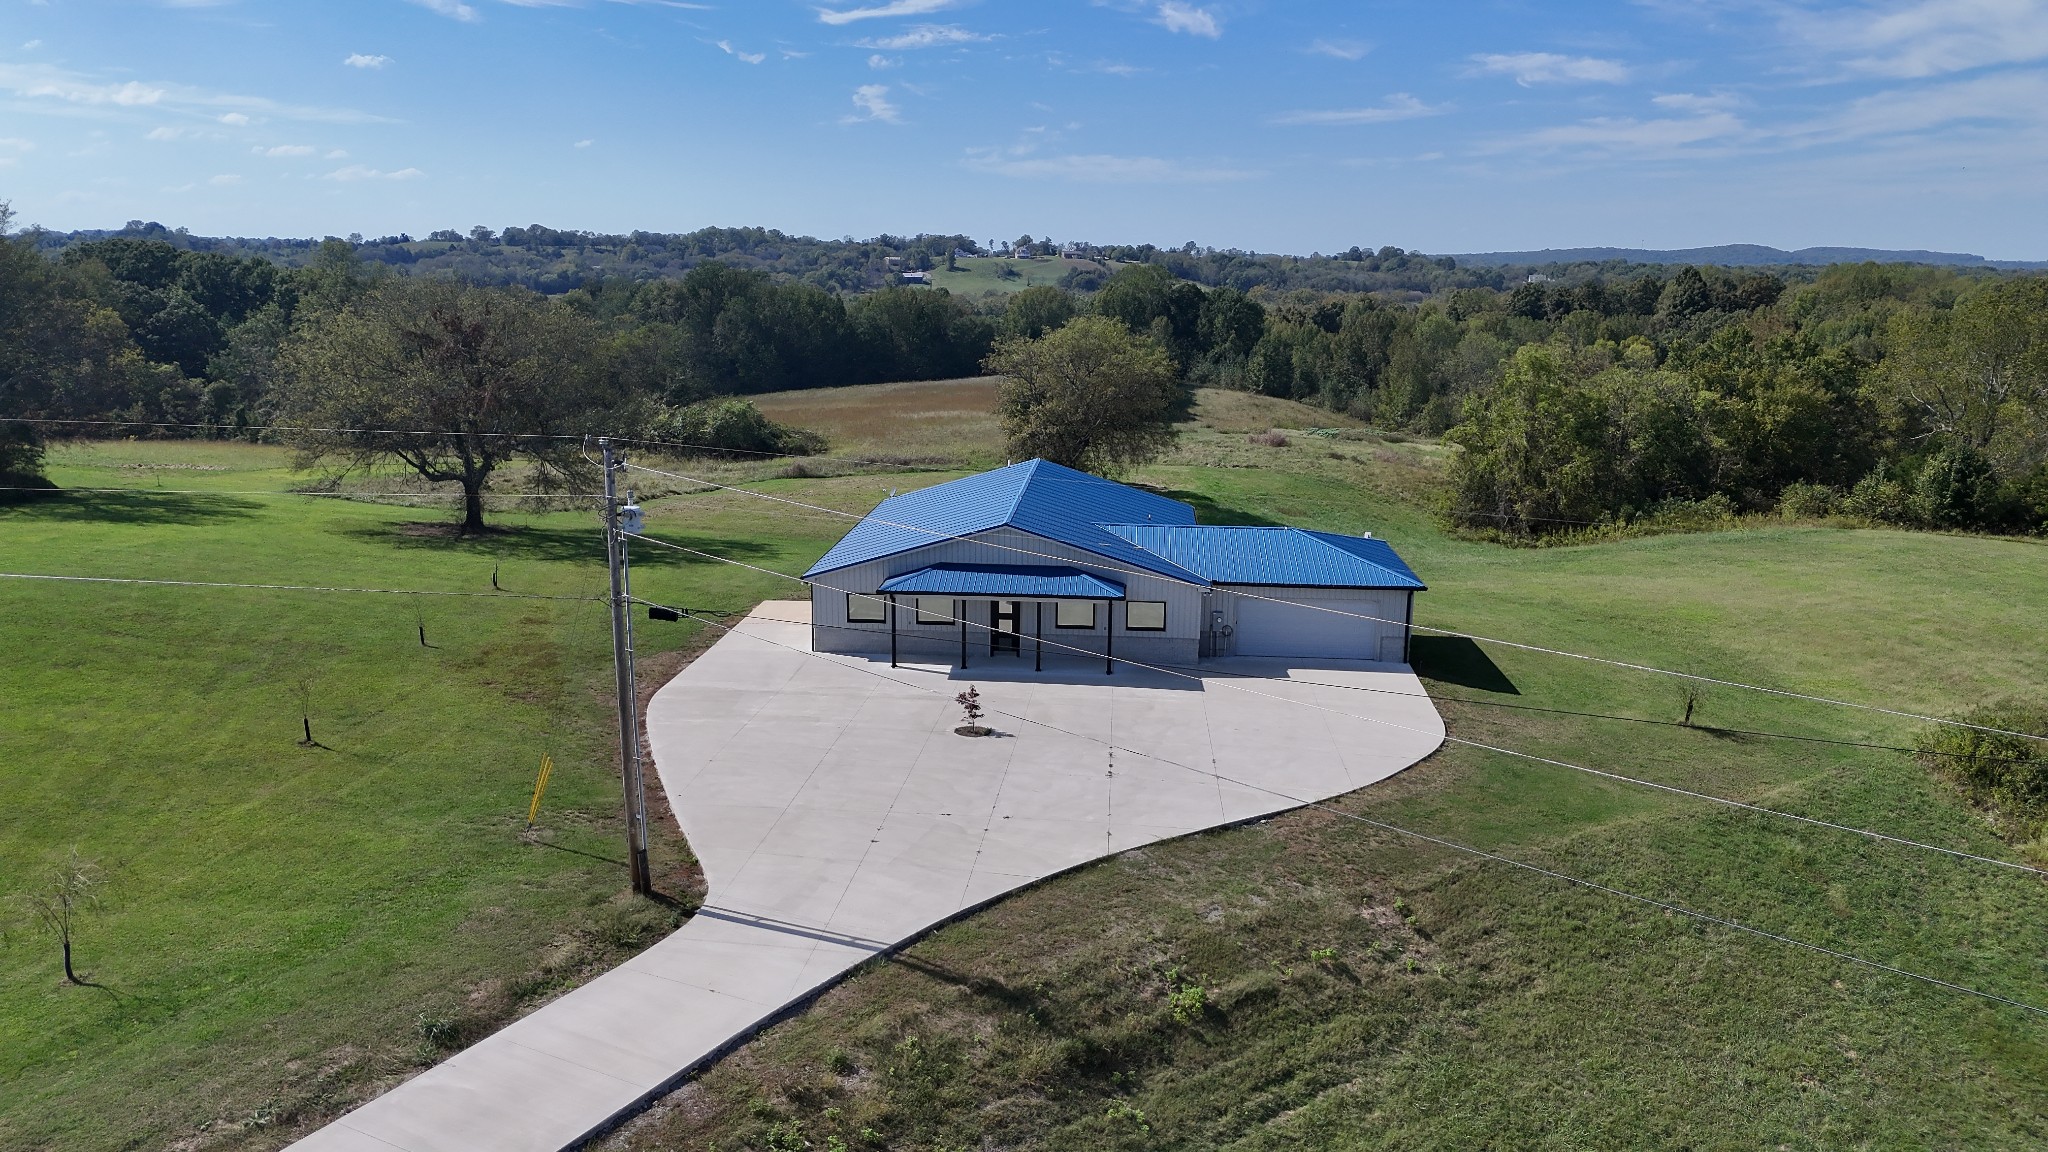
[601, 438, 654, 896]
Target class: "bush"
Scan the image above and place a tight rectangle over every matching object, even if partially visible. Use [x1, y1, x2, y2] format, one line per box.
[1912, 445, 2000, 528]
[0, 423, 50, 488]
[652, 398, 825, 458]
[1916, 702, 2048, 847]
[1777, 481, 1843, 519]
[1840, 467, 1916, 523]
[1247, 430, 1290, 447]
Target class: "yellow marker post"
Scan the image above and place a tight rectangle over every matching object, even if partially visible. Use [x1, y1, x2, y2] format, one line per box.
[526, 754, 555, 826]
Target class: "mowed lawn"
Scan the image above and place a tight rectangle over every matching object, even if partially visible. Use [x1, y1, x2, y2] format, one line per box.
[0, 442, 839, 1152]
[596, 389, 2048, 1151]
[8, 400, 2048, 1152]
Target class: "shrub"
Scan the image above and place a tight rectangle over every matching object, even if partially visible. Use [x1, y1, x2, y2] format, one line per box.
[1247, 430, 1290, 448]
[1777, 481, 1843, 519]
[1840, 468, 1916, 523]
[1912, 445, 2000, 528]
[1916, 702, 2048, 845]
[653, 398, 825, 459]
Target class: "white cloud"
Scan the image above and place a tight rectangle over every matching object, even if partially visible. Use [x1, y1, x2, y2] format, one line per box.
[1307, 38, 1371, 61]
[574, 138, 593, 148]
[145, 125, 190, 140]
[0, 63, 380, 125]
[715, 40, 766, 64]
[324, 164, 425, 180]
[326, 148, 348, 158]
[1469, 51, 1630, 85]
[847, 83, 901, 122]
[868, 53, 900, 68]
[965, 149, 1253, 182]
[22, 40, 43, 50]
[344, 54, 392, 69]
[816, 0, 957, 25]
[1154, 1, 1220, 37]
[409, 0, 480, 21]
[257, 144, 317, 156]
[1784, 0, 2048, 77]
[209, 173, 242, 185]
[1271, 93, 1446, 125]
[855, 24, 987, 49]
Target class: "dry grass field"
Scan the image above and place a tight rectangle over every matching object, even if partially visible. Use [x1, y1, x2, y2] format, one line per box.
[751, 377, 1007, 467]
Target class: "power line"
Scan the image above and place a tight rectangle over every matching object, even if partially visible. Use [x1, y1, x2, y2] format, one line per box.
[669, 606, 2048, 1022]
[619, 460, 2048, 746]
[0, 571, 603, 602]
[0, 485, 604, 500]
[624, 530, 2048, 879]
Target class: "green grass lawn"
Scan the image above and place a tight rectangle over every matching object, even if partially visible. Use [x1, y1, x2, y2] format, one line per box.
[593, 398, 2048, 1151]
[0, 443, 840, 1152]
[7, 402, 2047, 1152]
[925, 255, 1108, 296]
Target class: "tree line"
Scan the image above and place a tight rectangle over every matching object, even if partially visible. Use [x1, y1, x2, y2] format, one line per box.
[4, 203, 2044, 536]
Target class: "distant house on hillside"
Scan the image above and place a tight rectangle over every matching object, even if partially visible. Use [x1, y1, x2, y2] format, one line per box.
[804, 460, 1425, 670]
[899, 270, 932, 284]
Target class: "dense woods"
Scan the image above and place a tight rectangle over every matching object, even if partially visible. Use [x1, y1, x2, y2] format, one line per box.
[3, 205, 2044, 536]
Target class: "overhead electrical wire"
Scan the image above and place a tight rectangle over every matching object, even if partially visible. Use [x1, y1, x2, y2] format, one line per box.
[623, 529, 2048, 880]
[619, 460, 2048, 745]
[0, 571, 603, 602]
[666, 604, 2048, 1022]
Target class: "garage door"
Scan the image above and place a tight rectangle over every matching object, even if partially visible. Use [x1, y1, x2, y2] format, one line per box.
[1232, 594, 1382, 659]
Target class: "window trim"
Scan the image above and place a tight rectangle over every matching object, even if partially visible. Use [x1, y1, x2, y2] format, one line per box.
[915, 597, 957, 625]
[1125, 601, 1167, 631]
[1053, 600, 1099, 630]
[846, 592, 886, 624]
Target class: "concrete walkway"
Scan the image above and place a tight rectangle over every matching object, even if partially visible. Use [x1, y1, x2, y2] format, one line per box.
[290, 602, 1444, 1152]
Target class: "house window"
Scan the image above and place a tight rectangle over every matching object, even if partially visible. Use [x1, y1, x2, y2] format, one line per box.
[916, 597, 956, 625]
[1055, 601, 1098, 629]
[1125, 601, 1166, 631]
[846, 593, 886, 623]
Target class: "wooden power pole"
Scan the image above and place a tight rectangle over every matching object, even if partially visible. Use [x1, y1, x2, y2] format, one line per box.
[601, 438, 653, 896]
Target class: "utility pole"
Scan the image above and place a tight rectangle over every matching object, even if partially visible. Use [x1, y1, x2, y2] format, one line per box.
[601, 438, 653, 896]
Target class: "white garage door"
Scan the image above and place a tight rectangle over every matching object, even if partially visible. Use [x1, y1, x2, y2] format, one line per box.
[1233, 594, 1384, 659]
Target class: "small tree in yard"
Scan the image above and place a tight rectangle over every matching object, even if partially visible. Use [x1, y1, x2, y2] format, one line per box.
[987, 315, 1180, 476]
[276, 278, 648, 533]
[20, 849, 104, 986]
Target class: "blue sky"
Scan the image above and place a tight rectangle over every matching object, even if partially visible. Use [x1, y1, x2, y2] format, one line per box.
[3, 1, 2046, 257]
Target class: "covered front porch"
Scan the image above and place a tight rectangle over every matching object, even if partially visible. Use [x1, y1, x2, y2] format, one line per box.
[875, 563, 1127, 674]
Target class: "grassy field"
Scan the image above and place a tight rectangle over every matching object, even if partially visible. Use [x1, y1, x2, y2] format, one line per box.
[7, 395, 2046, 1151]
[596, 385, 2048, 1151]
[0, 443, 841, 1151]
[925, 255, 1112, 297]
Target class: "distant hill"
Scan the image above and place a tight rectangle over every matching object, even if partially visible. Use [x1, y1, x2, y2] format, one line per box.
[1453, 244, 2048, 270]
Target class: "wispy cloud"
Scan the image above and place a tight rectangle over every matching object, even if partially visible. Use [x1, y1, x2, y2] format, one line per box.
[868, 53, 900, 68]
[1271, 93, 1446, 125]
[817, 0, 957, 26]
[409, 0, 480, 21]
[209, 173, 242, 186]
[855, 24, 988, 49]
[1307, 38, 1372, 61]
[574, 138, 594, 148]
[1154, 1, 1221, 38]
[716, 39, 766, 64]
[965, 149, 1254, 182]
[1469, 51, 1630, 85]
[345, 53, 392, 69]
[846, 83, 901, 122]
[324, 164, 425, 180]
[0, 63, 385, 124]
[256, 144, 317, 156]
[1781, 0, 2048, 77]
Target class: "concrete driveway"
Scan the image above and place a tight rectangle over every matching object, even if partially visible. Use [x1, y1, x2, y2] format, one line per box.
[291, 602, 1444, 1152]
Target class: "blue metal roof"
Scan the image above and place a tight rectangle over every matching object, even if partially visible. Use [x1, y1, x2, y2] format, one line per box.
[803, 459, 1204, 582]
[1101, 525, 1427, 590]
[878, 564, 1126, 599]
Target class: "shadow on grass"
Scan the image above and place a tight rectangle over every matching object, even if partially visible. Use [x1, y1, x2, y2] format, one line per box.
[1411, 635, 1520, 695]
[0, 489, 263, 526]
[1163, 489, 1286, 528]
[348, 523, 783, 569]
[888, 953, 1050, 1015]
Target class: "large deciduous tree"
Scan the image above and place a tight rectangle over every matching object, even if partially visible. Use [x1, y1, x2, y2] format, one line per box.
[276, 278, 646, 533]
[987, 315, 1180, 476]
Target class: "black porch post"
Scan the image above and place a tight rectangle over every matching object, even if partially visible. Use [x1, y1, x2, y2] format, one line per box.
[1105, 600, 1113, 675]
[1035, 601, 1043, 672]
[889, 594, 898, 668]
[959, 599, 967, 668]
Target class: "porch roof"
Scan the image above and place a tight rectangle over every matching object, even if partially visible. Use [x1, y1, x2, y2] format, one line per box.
[877, 563, 1126, 600]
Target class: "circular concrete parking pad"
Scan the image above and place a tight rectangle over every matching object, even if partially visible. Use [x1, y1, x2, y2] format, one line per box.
[289, 601, 1443, 1152]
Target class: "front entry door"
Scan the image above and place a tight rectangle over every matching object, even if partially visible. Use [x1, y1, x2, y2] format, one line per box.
[991, 600, 1021, 654]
